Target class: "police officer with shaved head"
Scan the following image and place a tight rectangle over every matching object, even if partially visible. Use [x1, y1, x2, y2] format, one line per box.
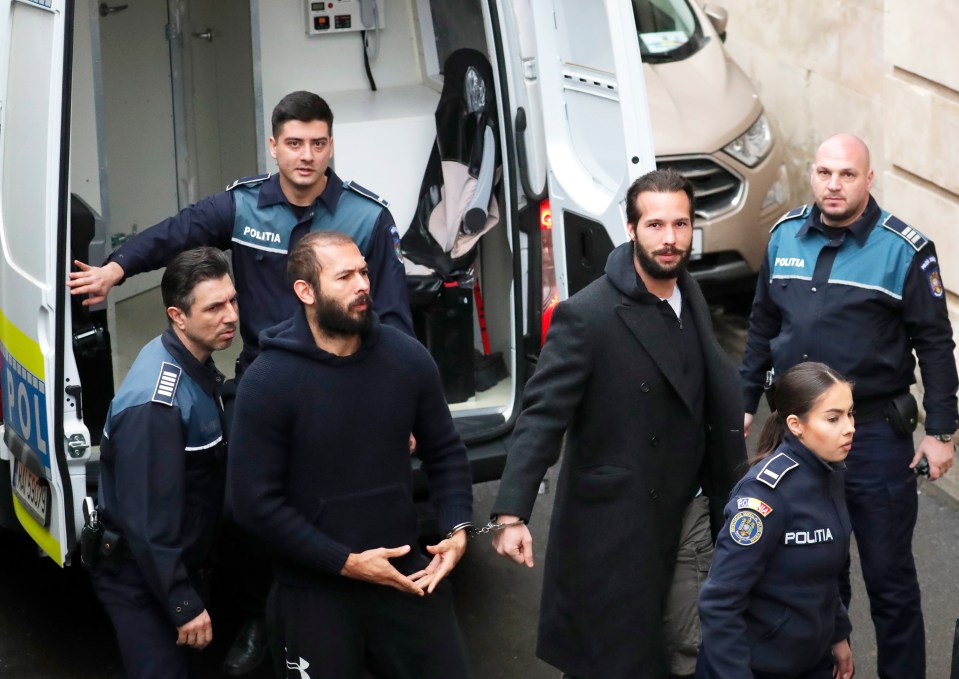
[740, 133, 959, 678]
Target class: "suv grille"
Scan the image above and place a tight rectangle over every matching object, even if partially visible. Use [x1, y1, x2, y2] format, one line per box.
[657, 156, 744, 220]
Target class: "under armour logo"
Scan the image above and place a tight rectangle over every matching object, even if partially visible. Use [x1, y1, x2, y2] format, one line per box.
[286, 651, 311, 679]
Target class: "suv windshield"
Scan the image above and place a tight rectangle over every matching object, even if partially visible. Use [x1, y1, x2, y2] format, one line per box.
[632, 0, 706, 64]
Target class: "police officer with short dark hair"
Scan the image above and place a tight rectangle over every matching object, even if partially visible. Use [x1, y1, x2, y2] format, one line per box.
[698, 362, 855, 679]
[66, 90, 413, 370]
[91, 247, 238, 679]
[740, 133, 959, 678]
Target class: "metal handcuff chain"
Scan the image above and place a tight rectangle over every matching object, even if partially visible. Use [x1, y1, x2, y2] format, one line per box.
[470, 519, 525, 538]
[448, 519, 525, 540]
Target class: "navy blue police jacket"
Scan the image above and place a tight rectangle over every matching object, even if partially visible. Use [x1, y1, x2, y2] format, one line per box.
[97, 328, 226, 627]
[698, 434, 852, 678]
[105, 170, 413, 372]
[741, 198, 959, 432]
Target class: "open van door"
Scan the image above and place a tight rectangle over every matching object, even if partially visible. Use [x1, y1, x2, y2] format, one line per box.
[530, 0, 657, 300]
[0, 0, 85, 566]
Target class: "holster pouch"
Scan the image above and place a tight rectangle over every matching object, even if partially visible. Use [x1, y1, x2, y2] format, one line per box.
[79, 519, 104, 570]
[98, 528, 123, 573]
[887, 392, 919, 437]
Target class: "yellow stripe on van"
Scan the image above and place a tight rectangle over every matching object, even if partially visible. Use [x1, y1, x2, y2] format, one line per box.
[12, 497, 62, 566]
[0, 307, 45, 380]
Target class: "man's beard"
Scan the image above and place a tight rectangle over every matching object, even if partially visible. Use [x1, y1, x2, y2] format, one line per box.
[634, 240, 691, 280]
[312, 290, 373, 337]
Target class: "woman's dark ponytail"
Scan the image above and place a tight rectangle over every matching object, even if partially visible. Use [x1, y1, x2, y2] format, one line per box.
[749, 362, 850, 465]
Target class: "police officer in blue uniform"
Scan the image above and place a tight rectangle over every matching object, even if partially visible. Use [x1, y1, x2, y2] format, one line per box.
[67, 90, 413, 374]
[698, 362, 855, 679]
[69, 91, 415, 674]
[740, 134, 959, 678]
[91, 248, 238, 679]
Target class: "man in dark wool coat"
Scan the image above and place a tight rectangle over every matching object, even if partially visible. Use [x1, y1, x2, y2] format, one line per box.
[491, 168, 747, 679]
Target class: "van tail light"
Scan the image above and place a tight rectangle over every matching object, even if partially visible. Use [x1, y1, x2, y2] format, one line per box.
[540, 199, 558, 345]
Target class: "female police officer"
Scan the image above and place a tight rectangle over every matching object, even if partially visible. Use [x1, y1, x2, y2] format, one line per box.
[697, 362, 855, 679]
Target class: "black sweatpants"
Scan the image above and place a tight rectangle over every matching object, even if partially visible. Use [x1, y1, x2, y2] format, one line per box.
[270, 579, 469, 679]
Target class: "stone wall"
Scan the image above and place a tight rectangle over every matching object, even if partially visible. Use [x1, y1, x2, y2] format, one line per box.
[716, 0, 959, 497]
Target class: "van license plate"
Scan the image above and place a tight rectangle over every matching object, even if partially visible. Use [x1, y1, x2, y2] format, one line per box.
[691, 228, 703, 260]
[13, 461, 50, 527]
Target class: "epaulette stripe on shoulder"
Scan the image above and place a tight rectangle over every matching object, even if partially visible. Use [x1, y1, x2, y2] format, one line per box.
[344, 180, 389, 208]
[151, 362, 181, 406]
[881, 214, 928, 251]
[226, 173, 271, 191]
[770, 205, 810, 233]
[757, 452, 799, 489]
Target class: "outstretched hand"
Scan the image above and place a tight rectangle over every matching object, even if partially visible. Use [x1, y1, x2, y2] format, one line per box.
[67, 260, 125, 306]
[411, 531, 468, 593]
[340, 545, 425, 595]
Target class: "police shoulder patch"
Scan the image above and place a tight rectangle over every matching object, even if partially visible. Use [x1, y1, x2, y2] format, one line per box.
[880, 214, 928, 251]
[344, 180, 390, 208]
[388, 223, 403, 263]
[771, 205, 810, 233]
[756, 452, 799, 489]
[730, 511, 764, 546]
[226, 173, 271, 191]
[151, 362, 181, 406]
[736, 496, 774, 516]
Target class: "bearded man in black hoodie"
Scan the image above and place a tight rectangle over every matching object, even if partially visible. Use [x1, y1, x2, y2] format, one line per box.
[490, 169, 746, 679]
[229, 231, 473, 679]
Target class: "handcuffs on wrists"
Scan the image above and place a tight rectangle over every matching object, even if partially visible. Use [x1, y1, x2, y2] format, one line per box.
[446, 518, 525, 540]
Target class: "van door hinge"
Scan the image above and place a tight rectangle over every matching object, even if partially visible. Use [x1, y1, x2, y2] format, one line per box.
[66, 433, 88, 459]
[522, 58, 538, 81]
[165, 23, 176, 42]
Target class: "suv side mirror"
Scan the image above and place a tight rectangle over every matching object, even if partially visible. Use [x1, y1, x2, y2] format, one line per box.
[704, 4, 728, 42]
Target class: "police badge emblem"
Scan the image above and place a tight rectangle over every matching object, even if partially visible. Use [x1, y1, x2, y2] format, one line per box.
[730, 510, 763, 546]
[929, 270, 944, 298]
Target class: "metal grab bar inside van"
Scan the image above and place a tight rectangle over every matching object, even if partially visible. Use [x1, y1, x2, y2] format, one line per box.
[514, 107, 547, 203]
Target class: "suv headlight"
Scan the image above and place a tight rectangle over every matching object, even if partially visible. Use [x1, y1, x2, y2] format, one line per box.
[723, 113, 772, 167]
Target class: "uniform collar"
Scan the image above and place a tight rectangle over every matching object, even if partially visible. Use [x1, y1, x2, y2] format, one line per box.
[256, 168, 344, 213]
[796, 195, 880, 246]
[161, 327, 225, 397]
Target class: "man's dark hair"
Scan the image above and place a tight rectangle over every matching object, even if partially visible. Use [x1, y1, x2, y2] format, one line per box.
[161, 247, 233, 318]
[625, 168, 696, 226]
[288, 231, 357, 292]
[271, 91, 334, 138]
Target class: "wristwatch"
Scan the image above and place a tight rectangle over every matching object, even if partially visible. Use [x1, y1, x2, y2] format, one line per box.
[932, 433, 954, 443]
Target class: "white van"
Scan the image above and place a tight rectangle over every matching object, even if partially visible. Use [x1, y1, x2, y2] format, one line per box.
[0, 0, 785, 565]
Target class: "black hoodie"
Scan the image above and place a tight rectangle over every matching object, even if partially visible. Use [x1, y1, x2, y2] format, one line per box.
[228, 308, 473, 587]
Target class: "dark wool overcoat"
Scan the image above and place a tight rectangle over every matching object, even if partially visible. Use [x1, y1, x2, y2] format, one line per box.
[493, 244, 747, 678]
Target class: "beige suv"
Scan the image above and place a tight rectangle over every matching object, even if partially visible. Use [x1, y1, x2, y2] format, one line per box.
[638, 0, 789, 303]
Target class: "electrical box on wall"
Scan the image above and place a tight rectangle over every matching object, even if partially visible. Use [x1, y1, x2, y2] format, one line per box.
[306, 0, 384, 35]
